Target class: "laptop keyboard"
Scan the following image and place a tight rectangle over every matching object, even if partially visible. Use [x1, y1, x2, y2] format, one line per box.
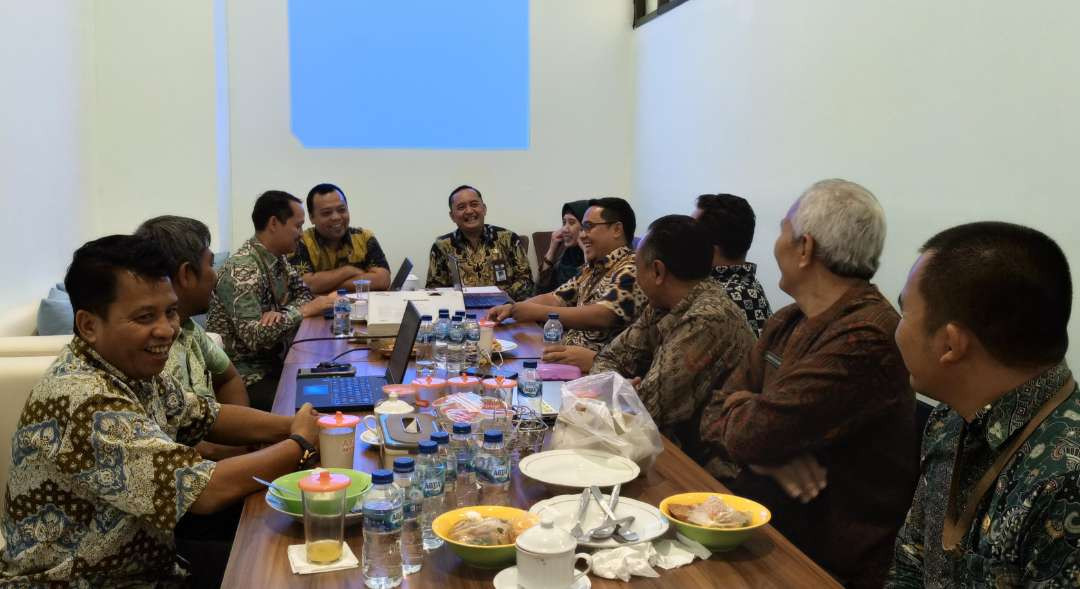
[329, 378, 376, 409]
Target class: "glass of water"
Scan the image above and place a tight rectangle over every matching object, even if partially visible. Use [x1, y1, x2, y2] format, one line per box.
[352, 279, 371, 321]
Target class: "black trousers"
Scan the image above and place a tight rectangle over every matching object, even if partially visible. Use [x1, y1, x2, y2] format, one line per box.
[246, 368, 282, 412]
[175, 502, 244, 588]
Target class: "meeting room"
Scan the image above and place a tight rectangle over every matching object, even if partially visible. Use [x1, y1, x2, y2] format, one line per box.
[2, 1, 1079, 587]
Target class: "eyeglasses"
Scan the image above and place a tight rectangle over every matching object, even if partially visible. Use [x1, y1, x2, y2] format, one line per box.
[581, 221, 616, 232]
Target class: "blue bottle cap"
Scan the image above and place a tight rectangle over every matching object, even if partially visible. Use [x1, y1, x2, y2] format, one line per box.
[484, 429, 503, 443]
[393, 457, 415, 473]
[452, 423, 472, 434]
[439, 309, 450, 317]
[466, 313, 477, 319]
[371, 469, 393, 484]
[430, 431, 450, 444]
[421, 315, 432, 321]
[418, 440, 438, 454]
[523, 360, 538, 368]
[548, 313, 559, 320]
[337, 288, 349, 295]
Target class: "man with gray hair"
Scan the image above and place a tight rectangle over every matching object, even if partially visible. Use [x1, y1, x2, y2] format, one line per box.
[700, 179, 918, 588]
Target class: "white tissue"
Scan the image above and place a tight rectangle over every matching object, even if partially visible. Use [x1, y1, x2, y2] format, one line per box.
[286, 543, 359, 575]
[589, 535, 712, 581]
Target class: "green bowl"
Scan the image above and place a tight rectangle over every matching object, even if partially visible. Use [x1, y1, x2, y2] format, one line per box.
[269, 468, 372, 515]
[659, 492, 771, 552]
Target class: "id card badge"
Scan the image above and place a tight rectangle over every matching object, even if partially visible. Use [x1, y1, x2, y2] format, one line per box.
[493, 261, 508, 283]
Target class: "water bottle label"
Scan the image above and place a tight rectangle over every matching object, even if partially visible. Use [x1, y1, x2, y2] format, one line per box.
[363, 506, 403, 533]
[403, 498, 421, 520]
[457, 454, 472, 473]
[479, 460, 510, 484]
[422, 476, 444, 497]
[518, 384, 541, 398]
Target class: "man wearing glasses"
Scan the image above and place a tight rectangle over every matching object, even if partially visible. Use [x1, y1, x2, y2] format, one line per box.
[489, 197, 647, 367]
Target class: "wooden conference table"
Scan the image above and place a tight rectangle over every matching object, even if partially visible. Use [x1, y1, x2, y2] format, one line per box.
[221, 315, 840, 588]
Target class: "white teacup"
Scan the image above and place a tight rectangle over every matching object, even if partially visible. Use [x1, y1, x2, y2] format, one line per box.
[515, 515, 591, 589]
[360, 390, 414, 440]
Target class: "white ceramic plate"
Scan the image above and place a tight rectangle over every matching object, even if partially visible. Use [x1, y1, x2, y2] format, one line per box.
[359, 428, 381, 446]
[494, 566, 591, 589]
[494, 338, 518, 354]
[264, 492, 364, 526]
[518, 449, 640, 489]
[530, 493, 669, 548]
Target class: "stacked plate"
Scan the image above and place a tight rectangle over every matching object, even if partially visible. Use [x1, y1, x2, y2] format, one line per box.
[529, 493, 668, 548]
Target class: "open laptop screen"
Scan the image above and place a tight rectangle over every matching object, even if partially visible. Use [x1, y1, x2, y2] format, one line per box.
[385, 301, 422, 384]
[389, 257, 413, 291]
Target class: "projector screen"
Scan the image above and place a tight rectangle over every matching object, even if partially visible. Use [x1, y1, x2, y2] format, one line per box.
[288, 0, 530, 149]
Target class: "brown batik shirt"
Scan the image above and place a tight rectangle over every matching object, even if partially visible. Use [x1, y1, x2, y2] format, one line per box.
[700, 283, 918, 589]
[553, 246, 647, 352]
[0, 338, 219, 586]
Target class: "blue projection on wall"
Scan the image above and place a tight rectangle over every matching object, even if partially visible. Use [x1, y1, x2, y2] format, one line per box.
[288, 0, 530, 149]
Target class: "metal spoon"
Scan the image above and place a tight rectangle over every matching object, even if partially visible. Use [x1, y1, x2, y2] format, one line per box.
[588, 486, 639, 541]
[589, 515, 636, 540]
[253, 476, 297, 498]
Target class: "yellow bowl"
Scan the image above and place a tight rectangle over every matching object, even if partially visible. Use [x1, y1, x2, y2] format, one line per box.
[658, 492, 771, 552]
[431, 505, 530, 569]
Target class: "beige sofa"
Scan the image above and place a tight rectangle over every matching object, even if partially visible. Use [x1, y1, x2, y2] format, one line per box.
[0, 355, 57, 508]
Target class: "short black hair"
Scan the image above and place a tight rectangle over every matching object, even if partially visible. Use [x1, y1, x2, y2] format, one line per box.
[448, 185, 483, 209]
[919, 221, 1071, 368]
[65, 235, 173, 327]
[251, 190, 302, 231]
[639, 215, 712, 281]
[306, 183, 347, 217]
[134, 215, 212, 279]
[586, 197, 636, 246]
[696, 193, 756, 260]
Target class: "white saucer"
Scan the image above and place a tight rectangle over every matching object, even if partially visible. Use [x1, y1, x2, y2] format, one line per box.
[359, 428, 381, 446]
[494, 338, 518, 354]
[493, 566, 590, 589]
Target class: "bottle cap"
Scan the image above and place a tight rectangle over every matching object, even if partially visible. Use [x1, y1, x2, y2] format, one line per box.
[421, 314, 432, 321]
[418, 440, 438, 454]
[371, 469, 393, 485]
[484, 429, 504, 443]
[523, 360, 538, 369]
[393, 457, 415, 473]
[547, 313, 559, 320]
[337, 288, 348, 295]
[439, 309, 450, 317]
[430, 431, 450, 445]
[452, 423, 472, 434]
[466, 313, 477, 319]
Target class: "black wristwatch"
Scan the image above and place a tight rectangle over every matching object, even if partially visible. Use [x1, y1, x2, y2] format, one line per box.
[288, 434, 318, 469]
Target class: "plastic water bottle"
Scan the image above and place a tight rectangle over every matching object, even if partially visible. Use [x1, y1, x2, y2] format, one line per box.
[518, 360, 542, 416]
[451, 423, 477, 507]
[430, 431, 457, 509]
[362, 469, 404, 589]
[433, 309, 450, 373]
[392, 458, 423, 575]
[463, 314, 480, 373]
[332, 288, 352, 336]
[447, 317, 465, 375]
[543, 313, 563, 345]
[417, 441, 446, 550]
[476, 430, 511, 506]
[415, 315, 435, 378]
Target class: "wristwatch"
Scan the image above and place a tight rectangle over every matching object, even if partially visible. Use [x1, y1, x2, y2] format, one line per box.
[288, 434, 318, 469]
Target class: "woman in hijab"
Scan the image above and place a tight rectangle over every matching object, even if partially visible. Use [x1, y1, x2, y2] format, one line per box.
[535, 199, 589, 294]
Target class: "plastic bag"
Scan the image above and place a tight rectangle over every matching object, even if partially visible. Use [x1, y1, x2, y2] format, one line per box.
[550, 372, 664, 469]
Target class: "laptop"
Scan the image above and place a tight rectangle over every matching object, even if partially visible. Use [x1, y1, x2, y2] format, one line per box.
[295, 301, 423, 411]
[447, 255, 513, 308]
[389, 257, 413, 291]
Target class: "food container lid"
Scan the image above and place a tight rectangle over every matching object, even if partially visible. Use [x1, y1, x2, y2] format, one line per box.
[374, 392, 413, 414]
[298, 469, 350, 493]
[382, 383, 417, 396]
[477, 320, 496, 328]
[448, 375, 480, 386]
[317, 411, 361, 429]
[516, 514, 575, 554]
[482, 377, 517, 389]
[411, 376, 447, 389]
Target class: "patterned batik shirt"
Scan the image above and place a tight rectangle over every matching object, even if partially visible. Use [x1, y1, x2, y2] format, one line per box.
[591, 280, 754, 453]
[711, 263, 772, 337]
[289, 226, 390, 276]
[886, 362, 1080, 588]
[553, 246, 647, 352]
[206, 237, 313, 384]
[164, 318, 231, 401]
[425, 225, 534, 301]
[0, 338, 219, 587]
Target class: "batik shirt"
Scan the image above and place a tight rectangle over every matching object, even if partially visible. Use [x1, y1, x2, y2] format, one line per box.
[711, 263, 772, 337]
[553, 246, 647, 352]
[289, 226, 390, 276]
[591, 280, 754, 453]
[425, 225, 534, 301]
[206, 237, 313, 384]
[0, 338, 219, 587]
[886, 362, 1080, 588]
[164, 318, 231, 401]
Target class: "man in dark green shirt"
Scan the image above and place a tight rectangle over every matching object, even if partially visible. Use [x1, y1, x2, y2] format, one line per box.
[888, 222, 1080, 587]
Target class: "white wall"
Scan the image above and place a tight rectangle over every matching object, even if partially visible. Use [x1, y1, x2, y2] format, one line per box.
[227, 0, 636, 279]
[88, 0, 230, 249]
[0, 1, 92, 318]
[633, 0, 1080, 365]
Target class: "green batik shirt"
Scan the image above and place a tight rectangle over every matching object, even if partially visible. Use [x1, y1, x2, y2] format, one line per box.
[164, 318, 232, 400]
[591, 279, 754, 450]
[0, 338, 219, 587]
[886, 362, 1080, 588]
[425, 225, 534, 301]
[206, 237, 313, 384]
